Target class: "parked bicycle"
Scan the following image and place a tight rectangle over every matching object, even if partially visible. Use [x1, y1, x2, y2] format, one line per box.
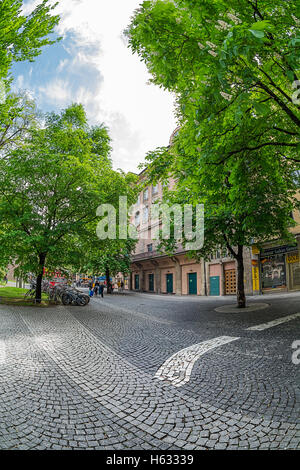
[53, 285, 90, 306]
[23, 280, 89, 306]
[24, 282, 37, 300]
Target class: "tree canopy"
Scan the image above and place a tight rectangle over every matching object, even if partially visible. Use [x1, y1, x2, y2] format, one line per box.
[0, 1, 61, 160]
[127, 0, 300, 165]
[0, 104, 137, 300]
[128, 0, 300, 306]
[0, 0, 60, 81]
[149, 143, 299, 306]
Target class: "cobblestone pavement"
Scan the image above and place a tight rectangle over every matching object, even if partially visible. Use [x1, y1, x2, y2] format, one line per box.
[0, 292, 299, 450]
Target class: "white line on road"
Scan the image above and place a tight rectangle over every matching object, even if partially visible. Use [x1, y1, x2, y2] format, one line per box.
[154, 336, 240, 387]
[0, 340, 6, 364]
[246, 313, 300, 331]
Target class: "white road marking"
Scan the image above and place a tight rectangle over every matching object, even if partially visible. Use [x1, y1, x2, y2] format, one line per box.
[0, 340, 6, 364]
[246, 313, 300, 331]
[154, 336, 240, 387]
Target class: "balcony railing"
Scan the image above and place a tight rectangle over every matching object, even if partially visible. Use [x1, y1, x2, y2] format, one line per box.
[131, 246, 186, 262]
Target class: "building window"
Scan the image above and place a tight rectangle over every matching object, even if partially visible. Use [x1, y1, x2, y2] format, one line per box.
[261, 254, 286, 290]
[152, 184, 158, 196]
[147, 244, 153, 253]
[143, 206, 149, 223]
[135, 211, 140, 226]
[143, 188, 148, 202]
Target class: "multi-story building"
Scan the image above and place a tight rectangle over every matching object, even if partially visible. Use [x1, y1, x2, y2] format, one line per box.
[129, 169, 254, 296]
[130, 132, 300, 297]
[130, 166, 206, 295]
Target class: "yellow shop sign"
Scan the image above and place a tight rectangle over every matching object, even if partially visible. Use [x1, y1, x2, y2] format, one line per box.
[286, 253, 299, 264]
[252, 266, 260, 291]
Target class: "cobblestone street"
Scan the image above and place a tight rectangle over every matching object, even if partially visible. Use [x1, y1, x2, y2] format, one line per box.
[0, 292, 299, 450]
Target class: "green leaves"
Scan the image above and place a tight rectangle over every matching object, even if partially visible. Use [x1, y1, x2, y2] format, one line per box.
[0, 0, 60, 80]
[253, 101, 270, 116]
[249, 19, 275, 36]
[249, 29, 265, 38]
[127, 0, 300, 270]
[0, 103, 136, 277]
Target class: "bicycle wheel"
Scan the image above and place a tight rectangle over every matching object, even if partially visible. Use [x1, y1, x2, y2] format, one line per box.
[61, 293, 71, 305]
[77, 294, 90, 306]
[76, 297, 86, 306]
[24, 289, 35, 299]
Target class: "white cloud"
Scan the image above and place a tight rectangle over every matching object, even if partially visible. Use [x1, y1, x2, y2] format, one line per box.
[38, 78, 72, 105]
[15, 75, 25, 89]
[22, 0, 177, 172]
[57, 59, 69, 72]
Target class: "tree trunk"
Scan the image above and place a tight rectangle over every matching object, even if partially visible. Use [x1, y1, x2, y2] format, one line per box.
[236, 245, 246, 308]
[35, 253, 46, 303]
[105, 267, 111, 294]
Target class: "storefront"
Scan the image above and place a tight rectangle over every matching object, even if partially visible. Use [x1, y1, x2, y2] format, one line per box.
[260, 244, 299, 293]
[287, 252, 300, 291]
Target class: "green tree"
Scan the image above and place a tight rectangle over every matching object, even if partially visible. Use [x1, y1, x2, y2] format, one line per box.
[127, 0, 300, 306]
[0, 103, 133, 302]
[145, 144, 299, 307]
[0, 92, 39, 156]
[82, 238, 137, 293]
[0, 0, 60, 81]
[127, 0, 299, 165]
[0, 1, 60, 157]
[73, 172, 138, 293]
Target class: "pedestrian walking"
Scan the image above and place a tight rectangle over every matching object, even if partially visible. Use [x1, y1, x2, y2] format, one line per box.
[3, 274, 8, 285]
[89, 286, 94, 297]
[94, 281, 100, 296]
[99, 284, 104, 298]
[120, 281, 124, 293]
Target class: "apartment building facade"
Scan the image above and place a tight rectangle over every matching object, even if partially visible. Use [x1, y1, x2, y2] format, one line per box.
[129, 170, 255, 297]
[129, 132, 300, 297]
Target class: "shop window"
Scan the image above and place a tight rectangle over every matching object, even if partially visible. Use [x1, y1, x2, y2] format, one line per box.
[261, 254, 286, 290]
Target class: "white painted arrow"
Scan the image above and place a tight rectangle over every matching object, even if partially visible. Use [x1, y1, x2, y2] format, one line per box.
[246, 313, 300, 331]
[154, 336, 240, 387]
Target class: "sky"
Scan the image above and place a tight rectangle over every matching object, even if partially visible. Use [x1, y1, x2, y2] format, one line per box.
[12, 0, 177, 173]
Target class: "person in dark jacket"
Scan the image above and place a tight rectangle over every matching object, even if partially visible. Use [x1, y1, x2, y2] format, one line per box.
[99, 284, 104, 298]
[94, 281, 100, 296]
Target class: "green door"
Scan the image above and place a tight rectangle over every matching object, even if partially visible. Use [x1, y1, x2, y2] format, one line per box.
[188, 273, 197, 295]
[149, 274, 154, 292]
[210, 276, 220, 296]
[166, 274, 173, 293]
[134, 274, 139, 290]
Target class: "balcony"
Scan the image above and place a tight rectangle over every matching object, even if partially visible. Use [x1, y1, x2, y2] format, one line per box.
[131, 246, 186, 262]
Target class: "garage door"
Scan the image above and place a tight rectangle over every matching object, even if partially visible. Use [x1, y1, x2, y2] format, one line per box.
[225, 269, 236, 295]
